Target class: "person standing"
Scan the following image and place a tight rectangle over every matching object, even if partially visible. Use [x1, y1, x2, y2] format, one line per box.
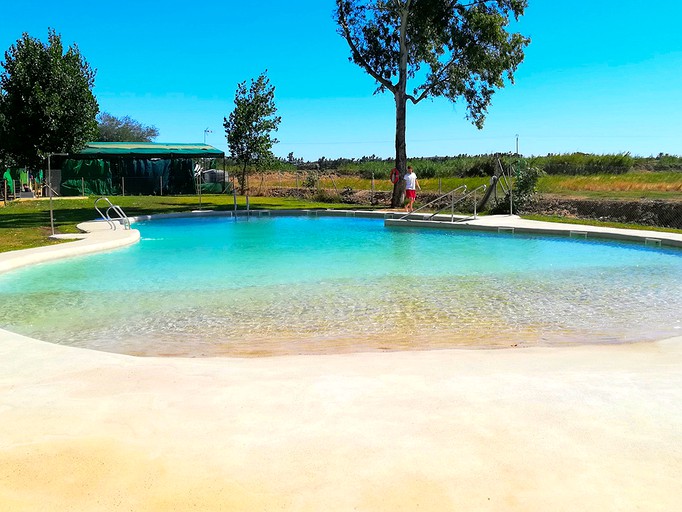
[404, 166, 420, 212]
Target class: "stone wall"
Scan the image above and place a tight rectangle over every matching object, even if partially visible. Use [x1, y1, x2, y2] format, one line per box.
[528, 196, 682, 229]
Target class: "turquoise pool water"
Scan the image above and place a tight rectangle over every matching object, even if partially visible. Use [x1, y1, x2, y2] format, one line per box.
[1, 215, 681, 356]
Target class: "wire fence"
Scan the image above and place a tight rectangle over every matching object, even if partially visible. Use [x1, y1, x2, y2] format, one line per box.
[3, 171, 681, 230]
[239, 172, 682, 230]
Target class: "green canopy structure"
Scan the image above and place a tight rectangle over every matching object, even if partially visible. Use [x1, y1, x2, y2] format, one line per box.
[74, 142, 225, 159]
[60, 142, 227, 196]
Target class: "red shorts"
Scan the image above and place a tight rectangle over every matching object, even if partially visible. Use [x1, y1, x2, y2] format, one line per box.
[406, 189, 416, 199]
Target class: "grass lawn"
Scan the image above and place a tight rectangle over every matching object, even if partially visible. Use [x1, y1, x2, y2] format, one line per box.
[537, 172, 682, 201]
[0, 195, 359, 253]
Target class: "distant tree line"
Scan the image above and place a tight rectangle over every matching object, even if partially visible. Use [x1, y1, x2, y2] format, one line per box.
[96, 112, 159, 142]
[278, 152, 682, 178]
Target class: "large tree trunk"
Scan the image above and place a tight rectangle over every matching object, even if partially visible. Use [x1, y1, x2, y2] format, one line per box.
[391, 93, 408, 207]
[240, 162, 248, 195]
[390, 5, 410, 208]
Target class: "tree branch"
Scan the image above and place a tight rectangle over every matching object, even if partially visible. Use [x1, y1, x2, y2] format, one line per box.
[406, 49, 462, 105]
[337, 8, 396, 94]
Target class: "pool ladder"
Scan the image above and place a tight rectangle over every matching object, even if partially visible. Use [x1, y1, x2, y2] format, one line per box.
[399, 184, 488, 222]
[95, 197, 130, 230]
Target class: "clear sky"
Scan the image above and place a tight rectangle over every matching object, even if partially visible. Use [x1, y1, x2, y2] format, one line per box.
[2, 1, 681, 160]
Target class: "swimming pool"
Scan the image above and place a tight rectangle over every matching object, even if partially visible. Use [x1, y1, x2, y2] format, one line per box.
[1, 214, 681, 356]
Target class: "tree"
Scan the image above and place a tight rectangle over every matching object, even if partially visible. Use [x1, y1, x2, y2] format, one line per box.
[96, 112, 159, 142]
[334, 0, 530, 206]
[0, 29, 99, 170]
[224, 71, 281, 194]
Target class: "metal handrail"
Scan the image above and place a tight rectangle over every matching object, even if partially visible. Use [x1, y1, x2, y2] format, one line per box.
[399, 185, 468, 220]
[399, 184, 489, 223]
[432, 184, 487, 221]
[95, 197, 130, 230]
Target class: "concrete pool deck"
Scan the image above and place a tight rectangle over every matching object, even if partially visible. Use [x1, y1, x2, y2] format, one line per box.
[1, 211, 681, 510]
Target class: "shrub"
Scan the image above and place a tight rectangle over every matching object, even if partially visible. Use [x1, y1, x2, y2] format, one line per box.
[490, 160, 544, 214]
[538, 153, 633, 175]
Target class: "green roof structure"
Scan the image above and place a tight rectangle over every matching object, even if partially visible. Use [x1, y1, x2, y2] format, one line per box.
[59, 142, 229, 197]
[72, 142, 225, 159]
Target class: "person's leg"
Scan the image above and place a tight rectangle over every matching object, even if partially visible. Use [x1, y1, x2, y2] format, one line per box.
[406, 190, 415, 212]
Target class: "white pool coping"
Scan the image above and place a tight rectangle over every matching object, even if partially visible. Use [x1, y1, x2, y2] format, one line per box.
[1, 210, 681, 510]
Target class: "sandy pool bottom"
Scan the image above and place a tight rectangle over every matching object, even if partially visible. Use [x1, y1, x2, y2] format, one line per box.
[0, 329, 680, 511]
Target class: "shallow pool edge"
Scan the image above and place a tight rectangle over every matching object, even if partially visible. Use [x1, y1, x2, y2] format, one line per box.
[3, 208, 682, 276]
[0, 219, 140, 275]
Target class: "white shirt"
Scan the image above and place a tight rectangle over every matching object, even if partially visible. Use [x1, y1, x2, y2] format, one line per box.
[404, 172, 417, 190]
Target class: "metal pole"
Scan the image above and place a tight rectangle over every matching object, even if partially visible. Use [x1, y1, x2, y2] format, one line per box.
[81, 177, 85, 197]
[48, 154, 55, 235]
[198, 159, 203, 210]
[449, 192, 454, 222]
[160, 176, 163, 196]
[233, 174, 237, 211]
[122, 177, 125, 196]
[509, 164, 514, 216]
[473, 189, 477, 219]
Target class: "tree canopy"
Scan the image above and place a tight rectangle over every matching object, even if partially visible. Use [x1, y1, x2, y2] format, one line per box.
[0, 29, 99, 170]
[96, 112, 159, 142]
[224, 71, 281, 194]
[334, 0, 530, 205]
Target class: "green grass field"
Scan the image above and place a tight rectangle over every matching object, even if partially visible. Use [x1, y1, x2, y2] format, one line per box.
[256, 170, 682, 200]
[537, 172, 682, 200]
[0, 195, 355, 253]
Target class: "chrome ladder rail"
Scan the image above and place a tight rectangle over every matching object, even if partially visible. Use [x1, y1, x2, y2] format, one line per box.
[399, 185, 468, 221]
[436, 184, 488, 222]
[94, 197, 130, 230]
[399, 184, 488, 223]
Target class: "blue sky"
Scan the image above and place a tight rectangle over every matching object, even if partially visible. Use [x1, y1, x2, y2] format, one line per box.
[2, 1, 681, 160]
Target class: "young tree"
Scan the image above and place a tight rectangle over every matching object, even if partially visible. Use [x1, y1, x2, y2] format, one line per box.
[96, 112, 159, 142]
[0, 29, 99, 170]
[224, 71, 281, 195]
[334, 0, 530, 206]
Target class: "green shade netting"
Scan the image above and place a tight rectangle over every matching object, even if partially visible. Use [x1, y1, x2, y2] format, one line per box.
[199, 182, 232, 194]
[2, 169, 13, 194]
[61, 159, 116, 196]
[60, 158, 198, 196]
[118, 159, 170, 195]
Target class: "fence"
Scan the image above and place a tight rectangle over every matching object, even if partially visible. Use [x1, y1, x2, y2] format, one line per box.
[4, 170, 681, 230]
[238, 171, 682, 230]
